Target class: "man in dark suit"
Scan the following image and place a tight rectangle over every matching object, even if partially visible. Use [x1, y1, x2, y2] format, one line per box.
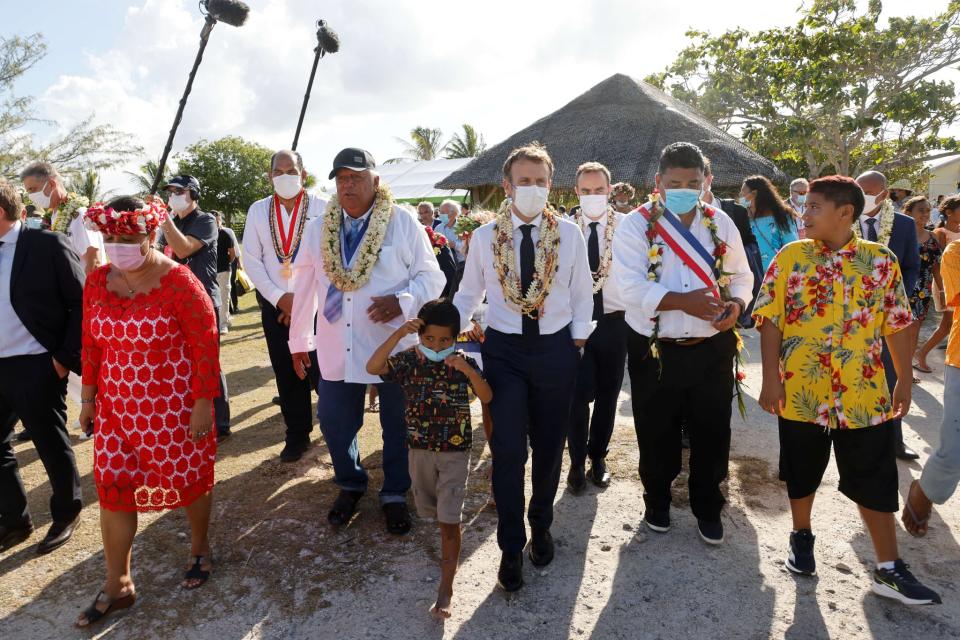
[856, 171, 921, 460]
[0, 179, 84, 553]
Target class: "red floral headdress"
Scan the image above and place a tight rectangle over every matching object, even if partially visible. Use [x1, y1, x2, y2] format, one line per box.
[84, 200, 168, 235]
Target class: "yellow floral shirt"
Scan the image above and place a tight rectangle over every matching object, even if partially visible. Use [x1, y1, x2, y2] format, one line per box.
[753, 238, 913, 429]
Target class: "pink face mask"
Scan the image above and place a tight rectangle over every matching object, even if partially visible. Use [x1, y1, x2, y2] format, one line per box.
[104, 242, 147, 271]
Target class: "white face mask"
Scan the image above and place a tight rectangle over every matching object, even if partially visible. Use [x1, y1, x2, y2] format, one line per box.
[579, 194, 608, 219]
[105, 242, 148, 271]
[28, 182, 51, 210]
[511, 185, 549, 217]
[862, 193, 881, 213]
[273, 174, 303, 200]
[168, 193, 190, 214]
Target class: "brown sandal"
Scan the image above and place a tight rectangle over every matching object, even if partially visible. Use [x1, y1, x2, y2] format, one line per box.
[901, 479, 931, 537]
[76, 589, 136, 628]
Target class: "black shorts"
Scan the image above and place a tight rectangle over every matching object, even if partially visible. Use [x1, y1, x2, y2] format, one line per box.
[777, 417, 899, 513]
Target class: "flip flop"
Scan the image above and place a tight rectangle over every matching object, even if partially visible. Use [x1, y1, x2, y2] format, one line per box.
[901, 480, 931, 538]
[382, 502, 412, 535]
[182, 554, 213, 590]
[328, 490, 363, 526]
[76, 589, 136, 628]
[913, 362, 933, 374]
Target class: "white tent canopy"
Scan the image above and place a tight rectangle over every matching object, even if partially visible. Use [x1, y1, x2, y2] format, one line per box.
[321, 157, 471, 202]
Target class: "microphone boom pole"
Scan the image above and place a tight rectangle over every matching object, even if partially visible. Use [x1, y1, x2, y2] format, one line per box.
[292, 20, 340, 151]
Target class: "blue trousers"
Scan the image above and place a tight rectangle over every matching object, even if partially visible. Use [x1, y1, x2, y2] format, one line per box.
[316, 378, 409, 504]
[483, 327, 580, 553]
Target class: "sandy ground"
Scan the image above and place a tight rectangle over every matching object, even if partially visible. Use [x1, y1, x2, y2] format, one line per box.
[0, 297, 958, 640]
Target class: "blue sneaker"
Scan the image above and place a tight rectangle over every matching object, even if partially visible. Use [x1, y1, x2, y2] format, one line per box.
[872, 559, 942, 605]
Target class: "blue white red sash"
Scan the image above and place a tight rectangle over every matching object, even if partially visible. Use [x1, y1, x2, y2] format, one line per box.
[640, 203, 720, 299]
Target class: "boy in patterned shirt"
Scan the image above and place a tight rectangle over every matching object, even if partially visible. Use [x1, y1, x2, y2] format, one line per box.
[754, 175, 941, 606]
[367, 299, 492, 619]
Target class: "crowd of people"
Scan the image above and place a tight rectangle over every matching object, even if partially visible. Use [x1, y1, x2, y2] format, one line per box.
[0, 138, 958, 626]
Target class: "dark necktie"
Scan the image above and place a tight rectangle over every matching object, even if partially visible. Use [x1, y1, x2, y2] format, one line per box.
[519, 224, 539, 337]
[866, 218, 878, 242]
[588, 222, 603, 321]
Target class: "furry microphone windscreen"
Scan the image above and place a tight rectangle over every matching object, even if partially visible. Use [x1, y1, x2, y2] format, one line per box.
[317, 20, 340, 54]
[204, 0, 250, 27]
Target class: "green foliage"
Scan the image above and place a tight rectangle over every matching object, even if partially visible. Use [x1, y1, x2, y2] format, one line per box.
[66, 169, 111, 203]
[125, 160, 171, 196]
[387, 126, 446, 163]
[175, 136, 276, 224]
[0, 33, 141, 179]
[445, 124, 487, 159]
[648, 0, 960, 179]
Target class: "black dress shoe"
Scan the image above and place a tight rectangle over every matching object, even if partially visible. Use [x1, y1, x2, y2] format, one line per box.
[272, 396, 282, 406]
[37, 517, 78, 555]
[528, 528, 555, 567]
[567, 465, 586, 495]
[895, 444, 920, 461]
[216, 429, 232, 444]
[328, 490, 363, 526]
[279, 440, 309, 463]
[588, 459, 611, 488]
[498, 552, 524, 592]
[0, 519, 34, 551]
[15, 430, 31, 443]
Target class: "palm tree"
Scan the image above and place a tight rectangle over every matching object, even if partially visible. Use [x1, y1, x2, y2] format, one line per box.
[125, 160, 170, 195]
[385, 126, 446, 164]
[67, 169, 111, 203]
[445, 124, 486, 159]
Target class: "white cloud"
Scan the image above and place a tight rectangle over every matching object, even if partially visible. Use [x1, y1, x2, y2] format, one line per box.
[33, 0, 959, 195]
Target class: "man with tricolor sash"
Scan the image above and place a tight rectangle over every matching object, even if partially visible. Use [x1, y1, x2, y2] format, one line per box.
[242, 150, 326, 462]
[612, 142, 753, 545]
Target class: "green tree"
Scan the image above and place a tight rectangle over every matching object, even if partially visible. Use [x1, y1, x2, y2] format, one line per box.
[445, 124, 486, 159]
[0, 33, 141, 178]
[386, 126, 445, 163]
[67, 169, 111, 203]
[646, 0, 960, 179]
[125, 160, 170, 196]
[175, 136, 275, 224]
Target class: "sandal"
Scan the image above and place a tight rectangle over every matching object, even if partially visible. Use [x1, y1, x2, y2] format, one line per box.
[75, 589, 136, 628]
[913, 362, 933, 374]
[382, 502, 412, 535]
[328, 489, 363, 526]
[182, 554, 213, 590]
[901, 479, 931, 538]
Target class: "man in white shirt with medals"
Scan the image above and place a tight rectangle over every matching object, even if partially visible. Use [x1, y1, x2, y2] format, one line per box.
[454, 143, 594, 592]
[242, 150, 326, 463]
[613, 142, 753, 546]
[289, 148, 444, 535]
[565, 162, 627, 494]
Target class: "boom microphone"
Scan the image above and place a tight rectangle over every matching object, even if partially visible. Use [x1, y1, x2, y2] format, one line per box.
[317, 20, 340, 54]
[203, 0, 250, 27]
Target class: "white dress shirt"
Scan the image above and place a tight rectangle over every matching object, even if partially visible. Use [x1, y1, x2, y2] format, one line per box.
[576, 210, 627, 313]
[242, 193, 327, 306]
[454, 212, 596, 340]
[288, 204, 445, 384]
[859, 212, 882, 241]
[0, 221, 47, 358]
[53, 211, 105, 262]
[612, 204, 753, 339]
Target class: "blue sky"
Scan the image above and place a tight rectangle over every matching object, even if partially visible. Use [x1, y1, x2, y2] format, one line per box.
[4, 0, 956, 192]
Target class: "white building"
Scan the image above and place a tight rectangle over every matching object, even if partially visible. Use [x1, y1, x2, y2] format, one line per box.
[925, 154, 960, 202]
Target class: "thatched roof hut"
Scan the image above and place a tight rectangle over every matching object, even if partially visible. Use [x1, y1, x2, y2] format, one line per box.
[436, 73, 786, 201]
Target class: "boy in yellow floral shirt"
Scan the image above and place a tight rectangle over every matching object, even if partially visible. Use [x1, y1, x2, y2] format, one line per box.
[754, 176, 941, 606]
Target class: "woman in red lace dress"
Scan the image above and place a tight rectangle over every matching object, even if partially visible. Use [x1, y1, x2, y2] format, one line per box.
[75, 196, 220, 628]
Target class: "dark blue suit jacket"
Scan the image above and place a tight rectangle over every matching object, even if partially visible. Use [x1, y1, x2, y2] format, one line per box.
[886, 212, 920, 296]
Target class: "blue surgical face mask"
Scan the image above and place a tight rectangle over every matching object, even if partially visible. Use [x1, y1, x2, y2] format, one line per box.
[795, 194, 807, 205]
[738, 196, 751, 209]
[437, 213, 449, 226]
[24, 217, 43, 229]
[663, 188, 702, 214]
[418, 343, 456, 363]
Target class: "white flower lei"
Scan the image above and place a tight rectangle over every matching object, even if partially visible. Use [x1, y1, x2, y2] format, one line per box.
[573, 206, 618, 294]
[320, 184, 394, 292]
[492, 199, 562, 317]
[853, 199, 895, 246]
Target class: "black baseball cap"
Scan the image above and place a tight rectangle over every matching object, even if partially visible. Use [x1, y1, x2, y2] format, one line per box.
[164, 174, 202, 196]
[328, 148, 376, 179]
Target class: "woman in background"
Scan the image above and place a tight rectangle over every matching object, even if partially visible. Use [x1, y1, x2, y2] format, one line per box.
[740, 175, 799, 270]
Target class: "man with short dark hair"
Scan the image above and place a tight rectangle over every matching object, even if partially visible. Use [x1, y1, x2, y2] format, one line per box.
[0, 178, 85, 554]
[158, 175, 231, 440]
[613, 142, 753, 546]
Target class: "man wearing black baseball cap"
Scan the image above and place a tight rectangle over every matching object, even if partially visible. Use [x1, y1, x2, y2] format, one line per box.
[289, 147, 445, 535]
[158, 174, 232, 441]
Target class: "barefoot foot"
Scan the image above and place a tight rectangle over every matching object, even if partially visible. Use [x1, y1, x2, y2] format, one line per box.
[431, 588, 453, 620]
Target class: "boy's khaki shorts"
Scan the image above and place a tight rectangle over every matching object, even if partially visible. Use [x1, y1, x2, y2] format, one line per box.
[408, 448, 470, 524]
